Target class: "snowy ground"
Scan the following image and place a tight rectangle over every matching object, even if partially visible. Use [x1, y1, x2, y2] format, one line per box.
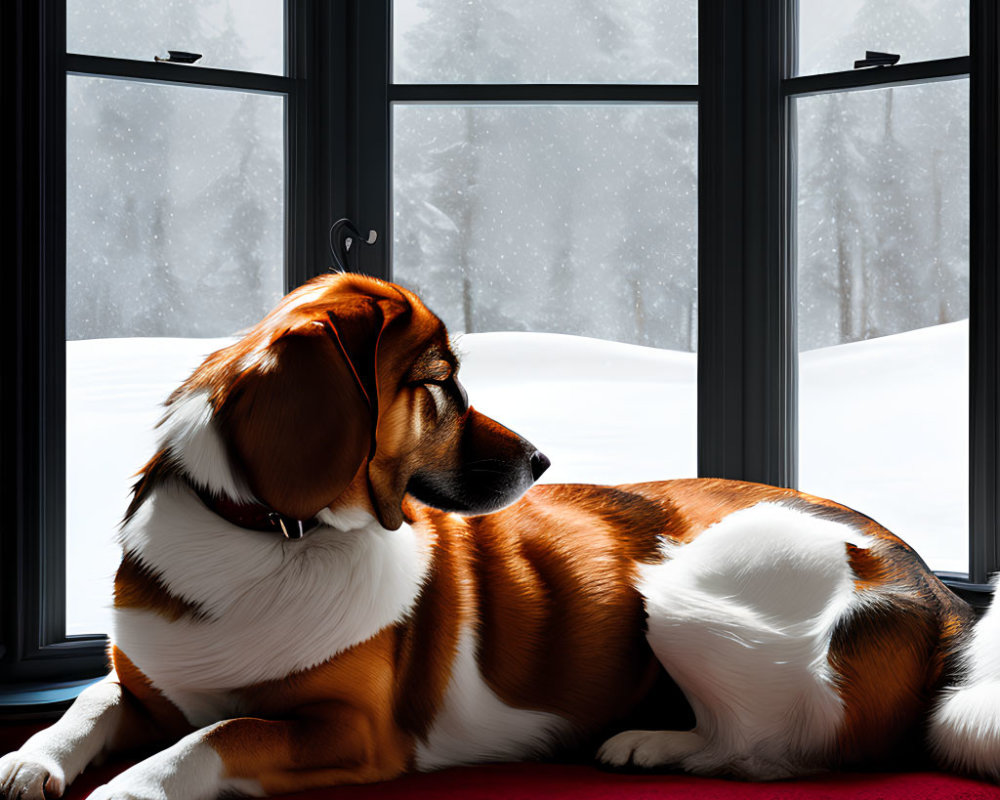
[66, 322, 968, 635]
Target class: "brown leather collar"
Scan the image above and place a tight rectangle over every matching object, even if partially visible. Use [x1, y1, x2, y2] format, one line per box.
[190, 481, 319, 540]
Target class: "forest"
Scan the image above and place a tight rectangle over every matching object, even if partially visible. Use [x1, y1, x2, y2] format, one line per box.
[66, 0, 969, 355]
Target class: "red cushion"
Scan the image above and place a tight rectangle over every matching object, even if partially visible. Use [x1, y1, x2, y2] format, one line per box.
[4, 723, 999, 799]
[47, 761, 1000, 800]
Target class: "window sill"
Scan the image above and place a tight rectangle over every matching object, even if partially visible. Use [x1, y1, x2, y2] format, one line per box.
[0, 677, 103, 720]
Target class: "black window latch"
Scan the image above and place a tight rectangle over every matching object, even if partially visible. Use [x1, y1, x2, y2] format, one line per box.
[854, 51, 900, 69]
[154, 51, 203, 64]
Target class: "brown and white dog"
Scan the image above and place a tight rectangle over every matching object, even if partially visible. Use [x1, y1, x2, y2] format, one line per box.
[1, 273, 998, 799]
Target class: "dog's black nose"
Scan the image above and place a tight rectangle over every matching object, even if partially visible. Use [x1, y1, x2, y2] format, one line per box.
[530, 450, 551, 481]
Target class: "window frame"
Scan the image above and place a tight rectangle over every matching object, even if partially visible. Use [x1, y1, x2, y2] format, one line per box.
[779, 1, 998, 598]
[1, 0, 345, 693]
[3, 0, 996, 703]
[968, 0, 1000, 590]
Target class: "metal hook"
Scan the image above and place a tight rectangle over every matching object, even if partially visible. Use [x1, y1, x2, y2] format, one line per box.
[329, 218, 378, 271]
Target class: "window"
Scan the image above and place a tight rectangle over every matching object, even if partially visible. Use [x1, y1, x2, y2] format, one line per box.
[65, 4, 290, 637]
[793, 4, 970, 572]
[4, 0, 997, 698]
[390, 0, 699, 484]
[785, 0, 999, 593]
[3, 0, 327, 691]
[66, 74, 286, 634]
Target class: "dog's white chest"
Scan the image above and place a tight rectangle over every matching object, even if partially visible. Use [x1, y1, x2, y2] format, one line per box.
[114, 483, 430, 726]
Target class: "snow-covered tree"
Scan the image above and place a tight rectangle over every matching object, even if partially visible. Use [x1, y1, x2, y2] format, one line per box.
[797, 0, 969, 350]
[66, 0, 284, 340]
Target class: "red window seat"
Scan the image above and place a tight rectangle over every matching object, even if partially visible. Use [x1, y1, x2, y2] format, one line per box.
[4, 723, 999, 800]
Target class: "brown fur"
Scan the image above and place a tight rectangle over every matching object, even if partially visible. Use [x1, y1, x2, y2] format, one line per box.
[123, 450, 179, 525]
[113, 554, 207, 622]
[226, 629, 415, 790]
[455, 487, 669, 727]
[104, 275, 977, 792]
[831, 528, 974, 763]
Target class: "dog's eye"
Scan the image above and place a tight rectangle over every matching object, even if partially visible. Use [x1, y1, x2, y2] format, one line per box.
[410, 376, 448, 390]
[406, 358, 454, 389]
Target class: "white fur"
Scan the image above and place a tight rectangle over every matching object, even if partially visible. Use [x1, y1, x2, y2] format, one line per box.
[157, 390, 253, 503]
[598, 730, 706, 769]
[929, 574, 1000, 781]
[414, 626, 575, 771]
[317, 506, 377, 531]
[115, 480, 431, 726]
[0, 678, 127, 799]
[600, 502, 863, 780]
[86, 724, 263, 800]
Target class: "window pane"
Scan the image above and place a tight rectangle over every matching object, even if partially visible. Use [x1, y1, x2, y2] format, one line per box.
[66, 76, 286, 634]
[798, 0, 968, 76]
[394, 104, 697, 486]
[67, 0, 285, 75]
[796, 80, 969, 572]
[393, 0, 697, 84]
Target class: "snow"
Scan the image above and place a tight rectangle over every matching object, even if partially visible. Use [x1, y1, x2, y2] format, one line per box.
[799, 320, 968, 573]
[66, 323, 967, 635]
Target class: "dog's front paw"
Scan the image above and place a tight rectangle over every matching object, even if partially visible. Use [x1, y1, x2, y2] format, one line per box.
[0, 750, 66, 799]
[597, 729, 705, 769]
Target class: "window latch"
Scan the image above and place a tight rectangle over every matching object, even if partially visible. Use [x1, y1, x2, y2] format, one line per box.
[154, 50, 203, 64]
[853, 50, 900, 69]
[329, 218, 379, 272]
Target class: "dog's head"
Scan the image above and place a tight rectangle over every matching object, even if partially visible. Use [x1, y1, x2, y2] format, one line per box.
[168, 273, 548, 530]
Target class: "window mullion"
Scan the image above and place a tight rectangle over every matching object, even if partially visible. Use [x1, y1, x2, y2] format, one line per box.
[743, 0, 797, 488]
[349, 0, 391, 280]
[697, 0, 745, 482]
[37, 0, 72, 661]
[388, 85, 699, 103]
[969, 0, 1000, 585]
[698, 0, 795, 487]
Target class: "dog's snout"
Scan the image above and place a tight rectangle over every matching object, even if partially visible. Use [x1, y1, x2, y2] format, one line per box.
[529, 450, 551, 481]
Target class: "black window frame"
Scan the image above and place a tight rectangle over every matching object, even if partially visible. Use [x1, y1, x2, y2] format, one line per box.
[2, 0, 346, 696]
[3, 0, 997, 704]
[778, 2, 998, 600]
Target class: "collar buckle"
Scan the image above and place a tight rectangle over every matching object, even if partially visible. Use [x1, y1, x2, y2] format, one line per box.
[269, 512, 305, 540]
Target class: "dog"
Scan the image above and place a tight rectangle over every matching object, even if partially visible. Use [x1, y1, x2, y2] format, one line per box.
[1, 273, 998, 799]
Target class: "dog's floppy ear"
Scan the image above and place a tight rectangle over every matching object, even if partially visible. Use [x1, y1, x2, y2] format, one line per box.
[339, 295, 417, 531]
[219, 293, 405, 521]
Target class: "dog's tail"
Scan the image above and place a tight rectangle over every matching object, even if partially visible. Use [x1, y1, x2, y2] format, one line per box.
[928, 574, 1000, 782]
